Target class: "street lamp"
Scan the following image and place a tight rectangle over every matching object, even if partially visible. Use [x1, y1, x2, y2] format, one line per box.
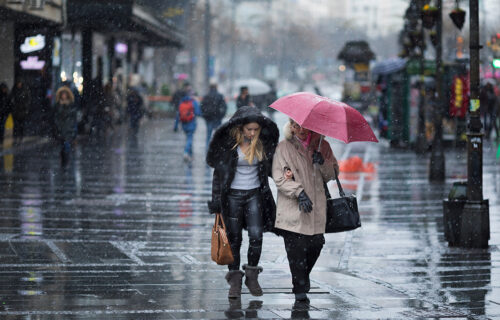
[429, 0, 445, 181]
[443, 0, 489, 248]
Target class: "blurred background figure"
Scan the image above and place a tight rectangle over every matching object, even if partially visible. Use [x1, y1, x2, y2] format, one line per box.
[126, 83, 145, 135]
[480, 81, 498, 140]
[236, 86, 254, 109]
[265, 81, 278, 120]
[171, 81, 191, 113]
[9, 79, 31, 144]
[201, 83, 227, 148]
[174, 86, 201, 163]
[0, 83, 11, 145]
[53, 86, 77, 166]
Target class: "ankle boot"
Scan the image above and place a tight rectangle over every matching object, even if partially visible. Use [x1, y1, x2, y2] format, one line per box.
[243, 264, 263, 296]
[225, 270, 244, 299]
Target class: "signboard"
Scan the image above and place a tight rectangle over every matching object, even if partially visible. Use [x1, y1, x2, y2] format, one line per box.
[115, 42, 128, 54]
[20, 34, 46, 53]
[52, 37, 60, 66]
[20, 56, 46, 70]
[449, 75, 468, 118]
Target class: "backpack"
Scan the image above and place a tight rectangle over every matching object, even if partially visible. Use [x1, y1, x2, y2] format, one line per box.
[179, 99, 195, 123]
[201, 93, 226, 120]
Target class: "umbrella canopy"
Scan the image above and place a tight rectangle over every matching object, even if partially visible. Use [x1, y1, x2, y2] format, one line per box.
[371, 58, 407, 75]
[234, 78, 271, 96]
[337, 41, 375, 64]
[269, 92, 378, 144]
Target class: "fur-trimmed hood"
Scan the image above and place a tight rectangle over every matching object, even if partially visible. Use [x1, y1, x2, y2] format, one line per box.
[206, 106, 279, 168]
[56, 86, 75, 104]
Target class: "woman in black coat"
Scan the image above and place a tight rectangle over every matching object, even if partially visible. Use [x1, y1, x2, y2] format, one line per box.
[206, 106, 279, 299]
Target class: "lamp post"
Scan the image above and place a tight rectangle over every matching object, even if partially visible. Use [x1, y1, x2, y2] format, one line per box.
[459, 0, 489, 248]
[429, 0, 445, 181]
[443, 0, 489, 248]
[414, 0, 428, 154]
[204, 0, 211, 93]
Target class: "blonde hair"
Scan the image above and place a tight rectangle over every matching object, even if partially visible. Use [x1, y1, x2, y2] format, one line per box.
[230, 124, 264, 164]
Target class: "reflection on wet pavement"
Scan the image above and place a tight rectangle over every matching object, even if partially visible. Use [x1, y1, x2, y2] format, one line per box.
[0, 117, 498, 319]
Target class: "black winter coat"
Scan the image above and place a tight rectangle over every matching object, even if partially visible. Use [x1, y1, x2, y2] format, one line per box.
[206, 106, 279, 233]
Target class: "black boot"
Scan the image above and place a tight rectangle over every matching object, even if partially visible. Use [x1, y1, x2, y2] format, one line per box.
[243, 264, 263, 296]
[225, 270, 244, 299]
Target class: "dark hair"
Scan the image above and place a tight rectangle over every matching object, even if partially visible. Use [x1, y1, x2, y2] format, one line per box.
[240, 86, 248, 92]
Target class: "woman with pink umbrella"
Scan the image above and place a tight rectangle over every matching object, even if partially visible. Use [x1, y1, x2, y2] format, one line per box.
[272, 117, 339, 308]
[269, 92, 377, 308]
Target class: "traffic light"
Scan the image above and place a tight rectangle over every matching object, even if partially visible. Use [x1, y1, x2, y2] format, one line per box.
[493, 58, 500, 69]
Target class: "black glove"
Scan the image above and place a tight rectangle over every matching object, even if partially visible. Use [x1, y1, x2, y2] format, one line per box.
[298, 190, 313, 213]
[312, 151, 324, 165]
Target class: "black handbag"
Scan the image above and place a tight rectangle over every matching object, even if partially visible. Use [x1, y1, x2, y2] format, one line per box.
[325, 176, 361, 233]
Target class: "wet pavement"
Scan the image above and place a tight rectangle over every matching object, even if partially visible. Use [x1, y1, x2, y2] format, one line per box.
[0, 114, 499, 319]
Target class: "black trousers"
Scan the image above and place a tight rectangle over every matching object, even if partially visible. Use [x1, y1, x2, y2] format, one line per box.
[282, 230, 325, 294]
[226, 188, 263, 271]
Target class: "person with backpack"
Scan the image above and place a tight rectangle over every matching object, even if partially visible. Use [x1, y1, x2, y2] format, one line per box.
[174, 89, 201, 163]
[201, 83, 227, 148]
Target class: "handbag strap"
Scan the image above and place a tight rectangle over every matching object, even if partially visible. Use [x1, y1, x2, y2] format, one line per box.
[216, 213, 227, 229]
[323, 175, 346, 198]
[335, 175, 346, 197]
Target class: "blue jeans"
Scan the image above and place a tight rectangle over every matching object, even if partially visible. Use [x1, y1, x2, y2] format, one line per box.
[184, 130, 194, 156]
[206, 119, 222, 148]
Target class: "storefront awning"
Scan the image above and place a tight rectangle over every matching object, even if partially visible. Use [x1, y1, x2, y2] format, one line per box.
[0, 1, 63, 25]
[67, 0, 183, 48]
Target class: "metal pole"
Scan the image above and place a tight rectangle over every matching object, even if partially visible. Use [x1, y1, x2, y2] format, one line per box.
[467, 0, 483, 200]
[415, 0, 427, 154]
[229, 0, 236, 97]
[204, 0, 211, 93]
[429, 0, 445, 181]
[455, 0, 489, 249]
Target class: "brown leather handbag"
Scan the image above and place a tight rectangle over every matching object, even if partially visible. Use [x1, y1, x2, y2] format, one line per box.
[211, 213, 234, 265]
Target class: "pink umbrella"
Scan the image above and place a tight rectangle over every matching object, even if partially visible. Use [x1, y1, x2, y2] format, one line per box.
[269, 92, 378, 143]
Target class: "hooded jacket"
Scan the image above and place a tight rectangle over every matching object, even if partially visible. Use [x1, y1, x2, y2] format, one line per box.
[206, 106, 279, 232]
[272, 122, 339, 235]
[54, 86, 77, 141]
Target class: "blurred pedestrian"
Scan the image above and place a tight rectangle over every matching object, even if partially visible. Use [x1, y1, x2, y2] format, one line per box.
[53, 86, 77, 166]
[201, 83, 227, 148]
[102, 82, 116, 130]
[206, 106, 279, 299]
[86, 78, 105, 137]
[265, 81, 277, 120]
[9, 79, 31, 144]
[174, 87, 201, 163]
[171, 81, 190, 112]
[126, 85, 145, 135]
[0, 83, 12, 144]
[480, 82, 497, 139]
[236, 86, 254, 109]
[272, 118, 339, 308]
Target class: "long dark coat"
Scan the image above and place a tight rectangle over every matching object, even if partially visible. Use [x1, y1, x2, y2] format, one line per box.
[206, 106, 279, 233]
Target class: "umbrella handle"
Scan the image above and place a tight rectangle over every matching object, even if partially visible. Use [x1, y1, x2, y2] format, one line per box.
[312, 136, 324, 178]
[317, 136, 323, 152]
